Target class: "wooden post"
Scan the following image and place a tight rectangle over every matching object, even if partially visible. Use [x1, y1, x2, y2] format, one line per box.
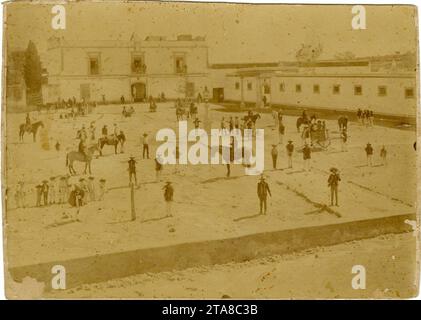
[130, 182, 136, 221]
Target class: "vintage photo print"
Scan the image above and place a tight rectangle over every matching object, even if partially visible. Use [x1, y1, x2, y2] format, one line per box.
[1, 1, 419, 299]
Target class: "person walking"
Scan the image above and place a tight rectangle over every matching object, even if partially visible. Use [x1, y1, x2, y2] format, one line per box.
[357, 108, 362, 125]
[87, 176, 96, 201]
[278, 119, 285, 144]
[119, 130, 126, 154]
[328, 167, 341, 206]
[163, 181, 174, 217]
[380, 145, 387, 166]
[365, 143, 373, 166]
[271, 144, 278, 170]
[35, 184, 43, 207]
[286, 140, 294, 168]
[58, 176, 69, 204]
[340, 129, 348, 152]
[113, 123, 119, 137]
[234, 116, 240, 129]
[78, 178, 89, 205]
[102, 125, 108, 137]
[15, 181, 26, 208]
[155, 155, 163, 182]
[49, 177, 56, 204]
[193, 117, 201, 130]
[302, 143, 311, 171]
[98, 178, 106, 201]
[257, 175, 271, 215]
[142, 133, 150, 159]
[41, 180, 49, 206]
[128, 156, 138, 186]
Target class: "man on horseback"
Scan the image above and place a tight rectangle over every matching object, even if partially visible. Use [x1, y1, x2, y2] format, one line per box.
[76, 125, 87, 141]
[24, 113, 32, 132]
[78, 138, 87, 160]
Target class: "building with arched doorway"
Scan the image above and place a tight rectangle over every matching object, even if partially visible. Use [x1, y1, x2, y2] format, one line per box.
[44, 35, 210, 104]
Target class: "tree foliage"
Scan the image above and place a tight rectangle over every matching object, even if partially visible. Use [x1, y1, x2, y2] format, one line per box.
[23, 41, 42, 92]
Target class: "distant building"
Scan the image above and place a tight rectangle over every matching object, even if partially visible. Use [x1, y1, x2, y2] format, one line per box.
[41, 35, 417, 117]
[224, 55, 417, 117]
[44, 35, 210, 103]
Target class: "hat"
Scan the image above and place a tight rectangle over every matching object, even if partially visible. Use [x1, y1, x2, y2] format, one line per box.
[165, 181, 172, 185]
[143, 132, 148, 136]
[271, 144, 277, 147]
[330, 167, 338, 172]
[42, 180, 48, 183]
[99, 178, 106, 182]
[288, 140, 293, 143]
[88, 176, 95, 180]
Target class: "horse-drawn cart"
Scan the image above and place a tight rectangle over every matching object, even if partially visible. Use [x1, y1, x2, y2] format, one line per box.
[309, 124, 330, 149]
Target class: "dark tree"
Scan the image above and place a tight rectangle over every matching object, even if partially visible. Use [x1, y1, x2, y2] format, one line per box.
[23, 41, 42, 93]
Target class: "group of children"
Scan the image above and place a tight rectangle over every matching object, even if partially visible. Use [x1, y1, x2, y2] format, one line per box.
[13, 175, 108, 209]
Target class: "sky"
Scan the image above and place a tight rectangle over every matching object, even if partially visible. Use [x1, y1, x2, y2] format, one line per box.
[4, 1, 418, 64]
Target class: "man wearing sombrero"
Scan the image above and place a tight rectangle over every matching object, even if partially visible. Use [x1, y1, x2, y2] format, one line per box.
[257, 175, 271, 215]
[328, 167, 341, 206]
[163, 181, 174, 217]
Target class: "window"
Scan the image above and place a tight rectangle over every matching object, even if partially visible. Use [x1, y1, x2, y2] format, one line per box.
[313, 84, 320, 94]
[405, 87, 414, 99]
[295, 84, 302, 93]
[235, 82, 240, 90]
[354, 85, 362, 96]
[132, 54, 146, 74]
[247, 82, 253, 90]
[279, 83, 285, 92]
[174, 55, 187, 74]
[333, 85, 340, 94]
[378, 86, 387, 97]
[88, 54, 100, 75]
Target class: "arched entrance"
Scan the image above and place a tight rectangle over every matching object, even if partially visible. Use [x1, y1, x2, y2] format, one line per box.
[131, 82, 146, 102]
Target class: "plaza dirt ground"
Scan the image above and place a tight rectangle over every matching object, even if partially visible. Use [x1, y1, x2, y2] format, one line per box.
[46, 233, 418, 299]
[3, 102, 418, 294]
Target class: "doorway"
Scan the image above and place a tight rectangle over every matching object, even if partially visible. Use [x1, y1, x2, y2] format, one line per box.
[131, 82, 146, 102]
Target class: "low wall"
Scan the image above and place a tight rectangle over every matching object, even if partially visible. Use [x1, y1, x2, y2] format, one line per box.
[8, 213, 415, 290]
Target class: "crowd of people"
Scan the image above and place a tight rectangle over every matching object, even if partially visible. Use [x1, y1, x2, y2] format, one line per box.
[13, 175, 107, 209]
[357, 108, 375, 126]
[14, 92, 390, 219]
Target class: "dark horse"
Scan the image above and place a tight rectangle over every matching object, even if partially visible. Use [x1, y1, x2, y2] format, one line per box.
[338, 116, 349, 132]
[19, 121, 44, 142]
[98, 134, 124, 156]
[66, 144, 98, 175]
[296, 116, 310, 132]
[243, 113, 261, 127]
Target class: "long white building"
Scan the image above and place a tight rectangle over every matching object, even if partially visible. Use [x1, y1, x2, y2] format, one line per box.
[223, 57, 417, 117]
[41, 35, 417, 117]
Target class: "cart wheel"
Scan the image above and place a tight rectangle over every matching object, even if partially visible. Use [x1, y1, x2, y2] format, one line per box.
[318, 139, 331, 149]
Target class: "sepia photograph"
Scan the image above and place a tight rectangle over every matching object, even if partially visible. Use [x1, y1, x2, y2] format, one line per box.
[1, 0, 419, 300]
